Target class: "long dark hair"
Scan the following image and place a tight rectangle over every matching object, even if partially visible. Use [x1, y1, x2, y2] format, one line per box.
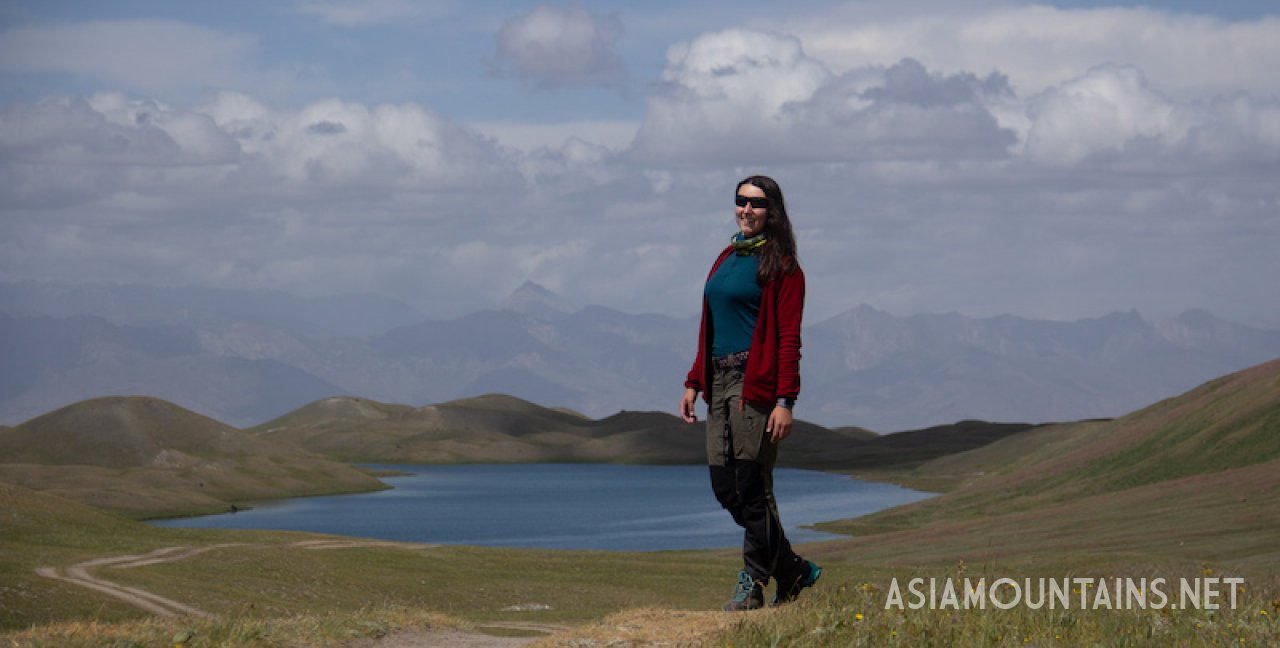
[738, 175, 799, 284]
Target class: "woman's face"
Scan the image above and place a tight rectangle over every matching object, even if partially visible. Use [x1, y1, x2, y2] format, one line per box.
[735, 183, 768, 238]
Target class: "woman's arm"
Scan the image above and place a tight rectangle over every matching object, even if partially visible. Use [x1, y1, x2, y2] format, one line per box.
[774, 266, 805, 401]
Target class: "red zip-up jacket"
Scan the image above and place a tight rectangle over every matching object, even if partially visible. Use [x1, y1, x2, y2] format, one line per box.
[684, 245, 805, 405]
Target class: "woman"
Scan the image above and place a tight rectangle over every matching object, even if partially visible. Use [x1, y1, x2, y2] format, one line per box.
[680, 175, 821, 611]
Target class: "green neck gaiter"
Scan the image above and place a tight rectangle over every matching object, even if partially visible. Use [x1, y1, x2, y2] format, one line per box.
[731, 232, 768, 256]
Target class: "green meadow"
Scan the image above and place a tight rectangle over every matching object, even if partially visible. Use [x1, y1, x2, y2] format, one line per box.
[2, 359, 1278, 646]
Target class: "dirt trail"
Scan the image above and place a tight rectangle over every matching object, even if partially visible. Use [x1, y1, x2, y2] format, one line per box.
[34, 540, 428, 619]
[348, 622, 571, 648]
[35, 545, 245, 618]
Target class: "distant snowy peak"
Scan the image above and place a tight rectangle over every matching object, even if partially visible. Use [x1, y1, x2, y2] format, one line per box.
[501, 280, 576, 320]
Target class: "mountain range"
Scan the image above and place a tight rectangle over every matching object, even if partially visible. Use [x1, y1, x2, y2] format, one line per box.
[3, 280, 1279, 431]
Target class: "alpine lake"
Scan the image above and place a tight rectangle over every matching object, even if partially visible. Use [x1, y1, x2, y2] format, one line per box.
[151, 464, 933, 551]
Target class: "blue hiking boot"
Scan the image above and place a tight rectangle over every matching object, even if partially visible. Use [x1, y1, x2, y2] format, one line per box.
[772, 559, 822, 606]
[723, 570, 765, 611]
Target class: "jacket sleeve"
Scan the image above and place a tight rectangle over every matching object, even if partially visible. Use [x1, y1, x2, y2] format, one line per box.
[684, 299, 709, 394]
[774, 266, 805, 400]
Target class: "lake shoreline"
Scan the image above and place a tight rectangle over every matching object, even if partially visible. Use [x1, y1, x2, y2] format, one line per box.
[148, 463, 935, 552]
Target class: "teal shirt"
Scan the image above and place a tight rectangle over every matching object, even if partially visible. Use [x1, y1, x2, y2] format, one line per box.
[705, 251, 761, 357]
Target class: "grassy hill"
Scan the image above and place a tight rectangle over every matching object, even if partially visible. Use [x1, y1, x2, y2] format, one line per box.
[0, 396, 386, 518]
[253, 393, 627, 463]
[2, 481, 140, 540]
[814, 357, 1280, 567]
[785, 419, 1040, 473]
[250, 393, 976, 468]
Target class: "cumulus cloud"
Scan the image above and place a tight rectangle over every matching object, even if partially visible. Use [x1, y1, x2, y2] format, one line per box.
[785, 58, 1018, 160]
[789, 5, 1280, 99]
[90, 93, 242, 163]
[634, 28, 828, 157]
[1, 97, 180, 166]
[632, 29, 1016, 164]
[1024, 64, 1186, 165]
[517, 137, 624, 191]
[494, 3, 626, 89]
[1187, 94, 1280, 167]
[631, 25, 1280, 177]
[0, 91, 530, 300]
[1024, 64, 1280, 170]
[1, 91, 519, 202]
[0, 95, 246, 211]
[0, 92, 509, 217]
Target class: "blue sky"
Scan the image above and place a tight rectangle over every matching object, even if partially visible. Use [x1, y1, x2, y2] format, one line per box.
[2, 0, 1278, 326]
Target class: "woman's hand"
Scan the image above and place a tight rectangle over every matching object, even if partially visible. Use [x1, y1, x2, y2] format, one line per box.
[767, 406, 793, 443]
[679, 388, 699, 423]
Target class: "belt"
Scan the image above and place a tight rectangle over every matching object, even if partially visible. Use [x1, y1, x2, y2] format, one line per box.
[712, 350, 750, 370]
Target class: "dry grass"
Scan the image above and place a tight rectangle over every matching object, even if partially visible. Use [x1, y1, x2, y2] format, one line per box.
[0, 605, 464, 648]
[527, 608, 746, 647]
[717, 568, 1280, 647]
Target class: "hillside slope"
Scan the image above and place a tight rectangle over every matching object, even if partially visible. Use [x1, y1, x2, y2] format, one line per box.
[820, 358, 1280, 567]
[0, 397, 386, 517]
[252, 394, 884, 467]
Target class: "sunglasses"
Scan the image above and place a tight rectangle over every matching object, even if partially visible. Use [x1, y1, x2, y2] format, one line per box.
[735, 195, 769, 209]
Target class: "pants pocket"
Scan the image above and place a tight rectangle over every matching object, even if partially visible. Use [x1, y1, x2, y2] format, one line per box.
[730, 400, 776, 467]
